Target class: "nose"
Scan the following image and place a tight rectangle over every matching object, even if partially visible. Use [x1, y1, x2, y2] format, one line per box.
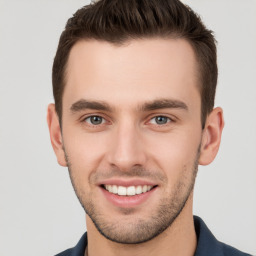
[107, 121, 147, 172]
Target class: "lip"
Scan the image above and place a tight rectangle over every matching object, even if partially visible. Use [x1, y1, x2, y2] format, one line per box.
[99, 180, 158, 208]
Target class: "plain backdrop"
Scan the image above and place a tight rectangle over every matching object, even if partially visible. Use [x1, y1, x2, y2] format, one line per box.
[0, 0, 255, 255]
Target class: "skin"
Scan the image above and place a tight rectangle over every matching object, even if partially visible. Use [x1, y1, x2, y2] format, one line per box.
[47, 38, 224, 256]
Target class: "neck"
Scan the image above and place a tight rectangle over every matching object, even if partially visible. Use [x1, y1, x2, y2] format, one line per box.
[86, 193, 197, 256]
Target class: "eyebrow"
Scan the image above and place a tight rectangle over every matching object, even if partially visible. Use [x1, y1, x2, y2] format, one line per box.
[70, 98, 188, 113]
[70, 99, 113, 113]
[139, 99, 188, 112]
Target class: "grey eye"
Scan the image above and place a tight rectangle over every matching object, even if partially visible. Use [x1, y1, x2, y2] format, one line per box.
[85, 116, 104, 125]
[150, 116, 171, 125]
[156, 116, 168, 124]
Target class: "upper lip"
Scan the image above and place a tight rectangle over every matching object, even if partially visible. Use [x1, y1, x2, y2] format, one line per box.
[98, 178, 157, 187]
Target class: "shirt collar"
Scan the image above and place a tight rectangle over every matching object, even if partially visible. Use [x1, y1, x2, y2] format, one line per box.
[193, 215, 223, 256]
[69, 232, 87, 256]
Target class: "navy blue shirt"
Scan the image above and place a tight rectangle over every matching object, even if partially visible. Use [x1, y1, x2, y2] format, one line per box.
[55, 216, 252, 256]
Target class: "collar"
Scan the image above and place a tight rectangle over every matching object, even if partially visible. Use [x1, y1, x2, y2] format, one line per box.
[194, 215, 250, 256]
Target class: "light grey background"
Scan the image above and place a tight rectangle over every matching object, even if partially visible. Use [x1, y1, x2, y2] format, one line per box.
[0, 0, 255, 255]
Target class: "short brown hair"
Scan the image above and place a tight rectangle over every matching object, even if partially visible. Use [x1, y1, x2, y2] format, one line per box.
[52, 0, 217, 128]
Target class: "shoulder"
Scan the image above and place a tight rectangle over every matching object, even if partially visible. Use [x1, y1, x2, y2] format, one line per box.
[194, 216, 253, 256]
[55, 248, 73, 256]
[219, 241, 253, 256]
[54, 232, 87, 256]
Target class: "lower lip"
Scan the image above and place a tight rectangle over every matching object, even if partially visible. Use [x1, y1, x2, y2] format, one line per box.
[100, 186, 157, 208]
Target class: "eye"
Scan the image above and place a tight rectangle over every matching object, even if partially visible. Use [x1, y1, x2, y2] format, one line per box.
[84, 115, 106, 125]
[149, 116, 172, 125]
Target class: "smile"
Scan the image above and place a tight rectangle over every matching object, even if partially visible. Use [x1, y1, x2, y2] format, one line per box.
[100, 182, 158, 208]
[103, 185, 154, 196]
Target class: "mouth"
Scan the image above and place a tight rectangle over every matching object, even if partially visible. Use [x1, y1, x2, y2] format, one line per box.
[102, 184, 156, 196]
[99, 182, 158, 208]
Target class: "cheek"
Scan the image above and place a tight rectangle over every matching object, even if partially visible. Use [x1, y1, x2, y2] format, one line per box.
[144, 130, 201, 180]
[63, 128, 108, 176]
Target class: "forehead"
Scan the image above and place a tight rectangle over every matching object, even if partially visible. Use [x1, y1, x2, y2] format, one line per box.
[63, 38, 200, 111]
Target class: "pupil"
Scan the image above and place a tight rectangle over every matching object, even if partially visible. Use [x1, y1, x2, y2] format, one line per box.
[156, 116, 167, 124]
[91, 116, 102, 125]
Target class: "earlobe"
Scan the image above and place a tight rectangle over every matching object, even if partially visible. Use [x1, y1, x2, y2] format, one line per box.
[199, 107, 224, 166]
[47, 104, 67, 167]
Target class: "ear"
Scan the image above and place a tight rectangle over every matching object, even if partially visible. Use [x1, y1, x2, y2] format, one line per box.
[199, 107, 224, 165]
[47, 104, 67, 167]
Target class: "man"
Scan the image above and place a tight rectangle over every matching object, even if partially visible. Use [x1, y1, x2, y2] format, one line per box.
[47, 0, 252, 255]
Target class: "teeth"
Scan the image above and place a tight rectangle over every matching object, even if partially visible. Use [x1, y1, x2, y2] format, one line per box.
[104, 185, 153, 196]
[118, 186, 126, 196]
[108, 185, 113, 193]
[136, 186, 142, 194]
[127, 186, 136, 196]
[112, 185, 118, 194]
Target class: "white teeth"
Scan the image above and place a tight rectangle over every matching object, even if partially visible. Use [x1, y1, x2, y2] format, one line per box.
[104, 184, 153, 196]
[142, 185, 148, 193]
[112, 185, 118, 194]
[136, 186, 142, 194]
[127, 186, 136, 196]
[118, 186, 127, 196]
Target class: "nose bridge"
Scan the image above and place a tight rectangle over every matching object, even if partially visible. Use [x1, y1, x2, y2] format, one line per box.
[107, 118, 146, 171]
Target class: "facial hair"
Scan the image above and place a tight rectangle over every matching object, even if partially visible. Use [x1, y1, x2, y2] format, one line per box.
[64, 147, 200, 244]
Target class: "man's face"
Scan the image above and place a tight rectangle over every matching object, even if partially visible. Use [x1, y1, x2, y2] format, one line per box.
[61, 38, 203, 243]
